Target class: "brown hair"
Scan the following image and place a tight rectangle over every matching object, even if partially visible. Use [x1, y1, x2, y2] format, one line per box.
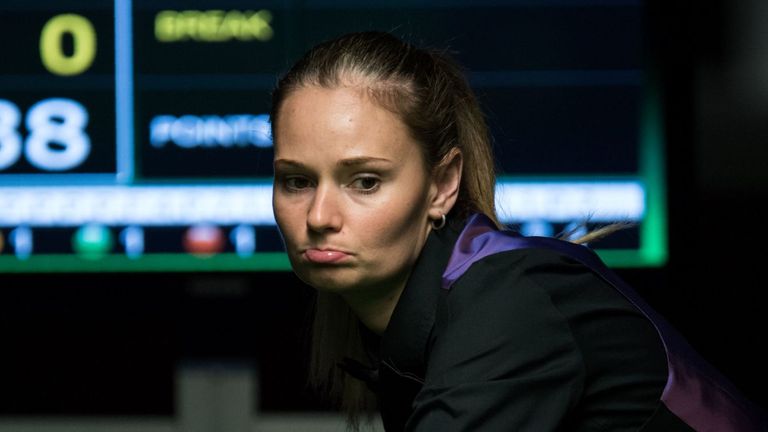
[270, 31, 498, 427]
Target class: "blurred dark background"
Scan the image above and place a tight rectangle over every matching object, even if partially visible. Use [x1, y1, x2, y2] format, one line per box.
[1, 0, 767, 420]
[648, 0, 768, 413]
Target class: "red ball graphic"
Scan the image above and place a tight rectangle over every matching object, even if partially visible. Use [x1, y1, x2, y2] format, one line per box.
[183, 224, 225, 256]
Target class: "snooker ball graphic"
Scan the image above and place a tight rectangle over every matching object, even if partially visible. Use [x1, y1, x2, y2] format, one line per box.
[183, 224, 225, 256]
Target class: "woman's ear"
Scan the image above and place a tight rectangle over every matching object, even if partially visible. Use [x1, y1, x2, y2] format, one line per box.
[428, 147, 463, 220]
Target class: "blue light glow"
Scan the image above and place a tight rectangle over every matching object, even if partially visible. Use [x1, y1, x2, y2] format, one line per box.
[115, 0, 134, 184]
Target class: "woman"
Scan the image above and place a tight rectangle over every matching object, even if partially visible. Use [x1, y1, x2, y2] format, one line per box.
[270, 32, 765, 431]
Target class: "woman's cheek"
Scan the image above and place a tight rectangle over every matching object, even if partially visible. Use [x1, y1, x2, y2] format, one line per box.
[274, 202, 300, 248]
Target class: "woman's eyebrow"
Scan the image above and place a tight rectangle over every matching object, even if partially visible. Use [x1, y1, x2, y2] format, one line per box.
[274, 157, 393, 170]
[273, 159, 308, 169]
[337, 157, 393, 167]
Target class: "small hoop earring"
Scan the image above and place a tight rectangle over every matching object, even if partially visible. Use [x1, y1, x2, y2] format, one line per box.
[431, 214, 446, 230]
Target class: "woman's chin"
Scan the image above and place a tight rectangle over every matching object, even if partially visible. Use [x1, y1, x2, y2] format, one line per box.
[296, 268, 359, 293]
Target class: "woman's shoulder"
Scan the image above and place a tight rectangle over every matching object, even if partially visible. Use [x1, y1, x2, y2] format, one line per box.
[440, 214, 639, 317]
[443, 242, 626, 313]
[430, 238, 670, 428]
[441, 242, 660, 352]
[442, 214, 615, 297]
[438, 214, 667, 374]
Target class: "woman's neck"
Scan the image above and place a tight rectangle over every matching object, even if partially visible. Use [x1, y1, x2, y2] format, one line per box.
[340, 279, 408, 336]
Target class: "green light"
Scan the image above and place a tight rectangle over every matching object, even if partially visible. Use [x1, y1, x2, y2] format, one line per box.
[0, 252, 291, 273]
[638, 80, 668, 267]
[72, 224, 114, 260]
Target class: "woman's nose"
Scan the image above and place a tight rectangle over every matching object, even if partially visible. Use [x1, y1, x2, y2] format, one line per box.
[307, 184, 342, 232]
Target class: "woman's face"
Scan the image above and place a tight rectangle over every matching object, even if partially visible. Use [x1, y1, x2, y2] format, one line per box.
[272, 85, 435, 296]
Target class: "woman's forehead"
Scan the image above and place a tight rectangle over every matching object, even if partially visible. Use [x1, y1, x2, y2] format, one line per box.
[274, 86, 419, 161]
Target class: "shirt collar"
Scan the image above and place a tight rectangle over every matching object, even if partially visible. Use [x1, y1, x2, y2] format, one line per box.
[379, 216, 464, 374]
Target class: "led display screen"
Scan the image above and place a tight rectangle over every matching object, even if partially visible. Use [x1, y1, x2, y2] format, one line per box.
[0, 0, 665, 272]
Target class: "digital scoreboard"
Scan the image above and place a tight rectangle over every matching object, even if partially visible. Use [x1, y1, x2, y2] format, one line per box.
[0, 0, 665, 272]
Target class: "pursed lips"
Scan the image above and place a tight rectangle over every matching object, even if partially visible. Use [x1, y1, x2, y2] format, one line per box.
[302, 247, 353, 264]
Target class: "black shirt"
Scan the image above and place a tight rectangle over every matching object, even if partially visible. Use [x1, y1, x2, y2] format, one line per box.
[371, 217, 670, 431]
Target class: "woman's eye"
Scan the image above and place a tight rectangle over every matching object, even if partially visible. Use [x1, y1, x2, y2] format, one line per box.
[283, 176, 312, 191]
[350, 176, 380, 193]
